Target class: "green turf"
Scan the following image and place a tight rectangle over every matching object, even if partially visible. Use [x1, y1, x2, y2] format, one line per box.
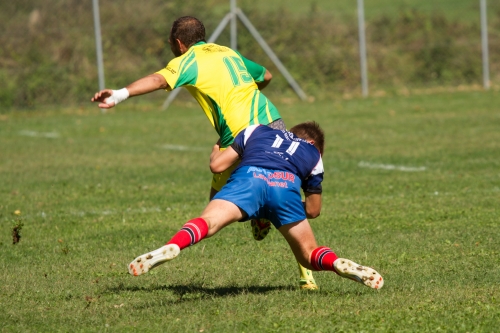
[236, 0, 488, 21]
[1, 90, 499, 332]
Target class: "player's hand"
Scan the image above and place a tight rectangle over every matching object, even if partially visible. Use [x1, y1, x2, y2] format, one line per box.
[212, 139, 221, 151]
[91, 89, 116, 109]
[211, 143, 221, 156]
[210, 140, 222, 163]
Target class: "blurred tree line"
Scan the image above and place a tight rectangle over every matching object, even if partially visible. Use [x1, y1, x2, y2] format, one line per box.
[1, 0, 499, 109]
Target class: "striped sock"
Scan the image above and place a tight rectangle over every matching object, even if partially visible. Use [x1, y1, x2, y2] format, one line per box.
[310, 246, 339, 274]
[167, 218, 208, 250]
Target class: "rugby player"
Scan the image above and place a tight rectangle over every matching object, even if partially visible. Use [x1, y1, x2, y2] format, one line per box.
[128, 121, 384, 291]
[91, 16, 318, 289]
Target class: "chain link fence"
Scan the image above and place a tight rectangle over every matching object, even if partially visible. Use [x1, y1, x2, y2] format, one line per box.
[1, 0, 499, 110]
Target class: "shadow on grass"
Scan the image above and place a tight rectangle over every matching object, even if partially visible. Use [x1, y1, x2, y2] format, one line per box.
[108, 283, 293, 297]
[105, 283, 296, 306]
[103, 278, 372, 308]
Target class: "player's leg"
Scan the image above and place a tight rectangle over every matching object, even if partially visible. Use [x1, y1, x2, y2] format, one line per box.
[200, 199, 246, 237]
[277, 219, 318, 270]
[128, 199, 244, 276]
[264, 177, 318, 290]
[209, 186, 218, 200]
[273, 220, 319, 290]
[278, 220, 384, 289]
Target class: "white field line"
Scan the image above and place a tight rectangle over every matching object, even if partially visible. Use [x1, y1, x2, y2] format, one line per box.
[69, 207, 166, 217]
[358, 161, 426, 172]
[4, 187, 499, 222]
[19, 130, 60, 138]
[160, 144, 207, 152]
[3, 207, 172, 222]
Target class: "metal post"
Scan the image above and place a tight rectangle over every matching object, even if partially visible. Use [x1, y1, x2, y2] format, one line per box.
[230, 0, 237, 51]
[357, 0, 369, 97]
[480, 0, 490, 89]
[92, 0, 105, 92]
[209, 13, 233, 43]
[236, 9, 307, 101]
[92, 0, 106, 113]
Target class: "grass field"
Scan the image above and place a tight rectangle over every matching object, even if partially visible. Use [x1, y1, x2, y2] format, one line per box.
[235, 0, 490, 21]
[1, 90, 499, 332]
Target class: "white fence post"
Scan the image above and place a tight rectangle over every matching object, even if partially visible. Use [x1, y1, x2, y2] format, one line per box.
[480, 0, 490, 90]
[92, 0, 106, 113]
[230, 0, 237, 50]
[357, 0, 369, 97]
[92, 0, 105, 92]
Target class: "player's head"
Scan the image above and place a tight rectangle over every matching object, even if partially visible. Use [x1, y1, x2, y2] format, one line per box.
[289, 121, 325, 156]
[169, 16, 206, 56]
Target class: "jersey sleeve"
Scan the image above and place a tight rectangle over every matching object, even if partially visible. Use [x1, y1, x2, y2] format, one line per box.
[156, 56, 197, 91]
[235, 51, 266, 83]
[230, 124, 260, 156]
[302, 157, 324, 194]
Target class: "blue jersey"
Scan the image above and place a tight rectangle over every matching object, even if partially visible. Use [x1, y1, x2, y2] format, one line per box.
[231, 125, 324, 193]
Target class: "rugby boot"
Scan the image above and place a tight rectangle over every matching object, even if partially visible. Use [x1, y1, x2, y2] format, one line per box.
[128, 244, 180, 276]
[333, 258, 384, 289]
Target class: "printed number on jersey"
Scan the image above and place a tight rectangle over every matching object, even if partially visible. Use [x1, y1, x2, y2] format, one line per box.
[272, 135, 300, 156]
[223, 56, 253, 86]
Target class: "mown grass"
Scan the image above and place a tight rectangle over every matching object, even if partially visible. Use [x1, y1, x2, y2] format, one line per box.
[237, 0, 488, 21]
[1, 90, 499, 332]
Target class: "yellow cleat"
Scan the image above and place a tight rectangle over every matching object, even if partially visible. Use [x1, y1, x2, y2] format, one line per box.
[300, 279, 319, 290]
[250, 218, 272, 241]
[298, 262, 319, 290]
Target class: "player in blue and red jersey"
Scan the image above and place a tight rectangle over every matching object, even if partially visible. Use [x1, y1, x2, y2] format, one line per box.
[128, 122, 384, 290]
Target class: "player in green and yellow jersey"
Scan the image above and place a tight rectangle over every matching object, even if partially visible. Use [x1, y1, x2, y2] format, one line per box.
[91, 16, 318, 290]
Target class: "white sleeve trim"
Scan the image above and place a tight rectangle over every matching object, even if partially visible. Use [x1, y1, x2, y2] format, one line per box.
[243, 125, 260, 146]
[310, 157, 324, 176]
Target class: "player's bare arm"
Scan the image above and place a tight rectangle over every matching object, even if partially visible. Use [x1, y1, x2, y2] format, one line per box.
[210, 146, 239, 174]
[91, 73, 169, 109]
[126, 73, 169, 96]
[303, 192, 321, 219]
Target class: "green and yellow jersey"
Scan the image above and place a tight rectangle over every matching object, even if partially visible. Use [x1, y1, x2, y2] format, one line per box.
[156, 42, 282, 148]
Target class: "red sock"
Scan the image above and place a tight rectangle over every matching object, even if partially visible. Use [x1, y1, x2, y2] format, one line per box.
[310, 246, 339, 274]
[167, 218, 208, 250]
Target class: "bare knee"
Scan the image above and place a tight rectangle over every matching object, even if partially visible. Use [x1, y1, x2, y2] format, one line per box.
[200, 217, 218, 238]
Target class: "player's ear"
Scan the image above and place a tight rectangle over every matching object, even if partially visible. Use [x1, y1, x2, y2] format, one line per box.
[176, 39, 188, 53]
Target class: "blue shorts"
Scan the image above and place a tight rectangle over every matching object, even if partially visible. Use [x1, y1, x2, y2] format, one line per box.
[212, 166, 306, 229]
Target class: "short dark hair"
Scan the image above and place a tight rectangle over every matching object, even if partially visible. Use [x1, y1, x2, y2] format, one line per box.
[289, 121, 325, 155]
[170, 16, 206, 48]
